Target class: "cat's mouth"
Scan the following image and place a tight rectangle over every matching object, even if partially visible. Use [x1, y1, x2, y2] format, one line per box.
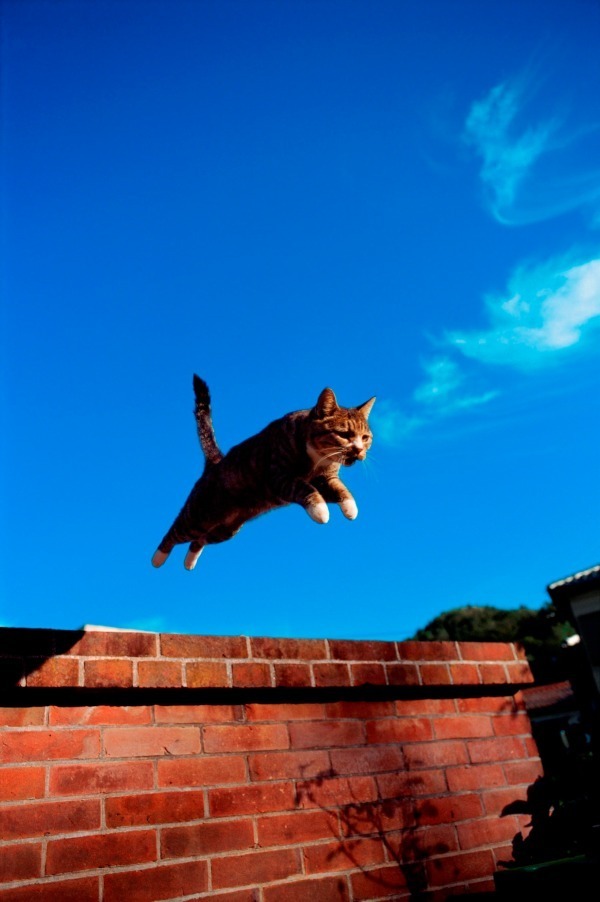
[343, 451, 365, 466]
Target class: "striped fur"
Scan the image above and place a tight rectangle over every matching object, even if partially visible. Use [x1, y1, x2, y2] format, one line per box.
[152, 378, 375, 570]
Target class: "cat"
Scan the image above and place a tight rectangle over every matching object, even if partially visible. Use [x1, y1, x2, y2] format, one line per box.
[152, 375, 375, 570]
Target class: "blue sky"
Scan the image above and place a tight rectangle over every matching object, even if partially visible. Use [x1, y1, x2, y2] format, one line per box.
[2, 0, 599, 640]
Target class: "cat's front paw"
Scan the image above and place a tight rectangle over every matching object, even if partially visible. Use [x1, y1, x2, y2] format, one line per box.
[306, 501, 330, 524]
[339, 498, 358, 520]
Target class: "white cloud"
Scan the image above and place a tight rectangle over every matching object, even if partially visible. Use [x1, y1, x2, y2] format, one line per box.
[372, 358, 497, 448]
[370, 401, 422, 447]
[413, 357, 498, 411]
[464, 80, 558, 221]
[448, 255, 600, 368]
[464, 77, 600, 225]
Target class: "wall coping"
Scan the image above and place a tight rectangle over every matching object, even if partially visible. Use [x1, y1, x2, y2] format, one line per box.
[0, 627, 533, 692]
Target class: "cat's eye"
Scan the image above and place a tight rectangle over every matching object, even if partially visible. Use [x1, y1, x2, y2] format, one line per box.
[337, 430, 352, 439]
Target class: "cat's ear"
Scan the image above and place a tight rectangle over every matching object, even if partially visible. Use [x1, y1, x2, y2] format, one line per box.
[315, 388, 338, 417]
[357, 397, 376, 420]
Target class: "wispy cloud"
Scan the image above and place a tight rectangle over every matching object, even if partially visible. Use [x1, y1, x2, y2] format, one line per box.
[448, 254, 600, 369]
[464, 76, 600, 224]
[413, 357, 498, 411]
[370, 400, 422, 447]
[372, 357, 497, 448]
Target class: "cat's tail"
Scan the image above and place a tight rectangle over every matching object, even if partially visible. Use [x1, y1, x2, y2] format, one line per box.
[193, 374, 223, 465]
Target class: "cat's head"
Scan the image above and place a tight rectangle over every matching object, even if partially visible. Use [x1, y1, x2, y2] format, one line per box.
[308, 388, 375, 467]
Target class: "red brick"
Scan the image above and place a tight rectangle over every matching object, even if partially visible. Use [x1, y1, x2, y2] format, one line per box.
[366, 717, 433, 745]
[26, 657, 80, 687]
[326, 700, 396, 719]
[232, 662, 273, 687]
[468, 736, 527, 764]
[482, 787, 530, 816]
[68, 630, 157, 657]
[289, 720, 365, 749]
[493, 713, 534, 736]
[0, 842, 42, 883]
[449, 663, 480, 684]
[0, 765, 46, 801]
[351, 663, 387, 685]
[351, 863, 409, 899]
[457, 816, 522, 850]
[209, 781, 296, 818]
[212, 848, 301, 889]
[328, 639, 397, 661]
[160, 633, 247, 658]
[273, 663, 312, 687]
[402, 739, 469, 769]
[158, 754, 247, 787]
[154, 703, 243, 723]
[263, 875, 350, 902]
[49, 705, 152, 726]
[46, 829, 156, 874]
[458, 642, 516, 661]
[296, 775, 378, 809]
[186, 661, 229, 688]
[446, 764, 506, 792]
[433, 715, 494, 740]
[385, 663, 420, 685]
[426, 849, 495, 886]
[105, 790, 205, 827]
[249, 749, 330, 781]
[456, 697, 517, 715]
[313, 663, 351, 687]
[478, 663, 509, 684]
[204, 723, 289, 753]
[49, 761, 154, 796]
[0, 707, 45, 727]
[415, 793, 484, 826]
[0, 729, 100, 763]
[503, 759, 544, 785]
[257, 810, 339, 846]
[398, 641, 459, 661]
[419, 663, 451, 685]
[0, 798, 101, 840]
[524, 735, 540, 757]
[246, 702, 326, 721]
[137, 660, 183, 688]
[395, 698, 456, 716]
[507, 661, 534, 683]
[250, 636, 328, 660]
[304, 836, 386, 874]
[104, 860, 208, 902]
[385, 824, 458, 859]
[103, 726, 200, 757]
[84, 658, 133, 688]
[0, 876, 99, 901]
[377, 768, 447, 800]
[331, 745, 404, 776]
[161, 818, 254, 858]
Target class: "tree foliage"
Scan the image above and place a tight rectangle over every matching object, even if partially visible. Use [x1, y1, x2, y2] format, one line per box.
[411, 603, 576, 682]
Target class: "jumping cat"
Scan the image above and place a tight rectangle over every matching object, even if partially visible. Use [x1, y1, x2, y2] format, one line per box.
[152, 376, 375, 570]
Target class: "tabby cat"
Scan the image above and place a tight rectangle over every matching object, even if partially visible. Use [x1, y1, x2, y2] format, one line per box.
[152, 376, 375, 570]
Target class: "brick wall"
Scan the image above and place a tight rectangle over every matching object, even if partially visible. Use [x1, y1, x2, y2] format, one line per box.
[0, 628, 542, 900]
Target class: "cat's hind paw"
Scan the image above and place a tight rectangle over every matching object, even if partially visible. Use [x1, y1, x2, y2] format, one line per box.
[339, 498, 358, 520]
[184, 545, 204, 571]
[151, 549, 169, 568]
[306, 501, 329, 524]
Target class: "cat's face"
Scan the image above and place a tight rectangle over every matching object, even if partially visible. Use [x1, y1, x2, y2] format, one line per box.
[309, 388, 375, 467]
